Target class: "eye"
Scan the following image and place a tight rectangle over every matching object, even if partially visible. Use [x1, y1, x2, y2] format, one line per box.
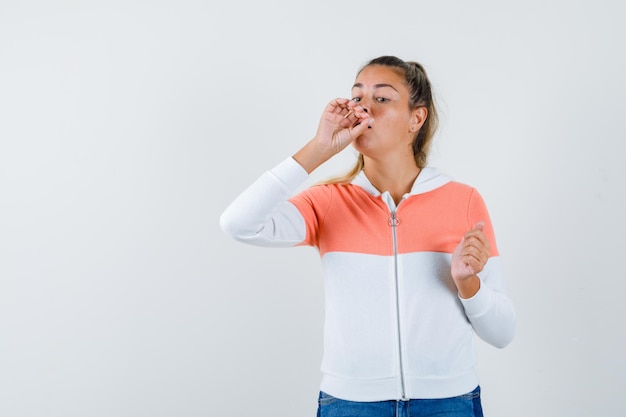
[376, 97, 390, 103]
[351, 97, 361, 102]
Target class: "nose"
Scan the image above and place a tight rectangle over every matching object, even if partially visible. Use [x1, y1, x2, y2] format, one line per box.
[359, 105, 372, 129]
[358, 97, 372, 114]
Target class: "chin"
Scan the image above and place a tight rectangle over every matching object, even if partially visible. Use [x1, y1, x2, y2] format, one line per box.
[352, 136, 374, 154]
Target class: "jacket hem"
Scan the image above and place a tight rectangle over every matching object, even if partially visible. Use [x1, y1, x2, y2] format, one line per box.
[320, 370, 479, 402]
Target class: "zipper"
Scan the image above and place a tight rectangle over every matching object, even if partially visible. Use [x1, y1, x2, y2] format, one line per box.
[388, 208, 408, 401]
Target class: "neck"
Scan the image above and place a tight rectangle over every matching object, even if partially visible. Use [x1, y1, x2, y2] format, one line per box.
[363, 155, 421, 205]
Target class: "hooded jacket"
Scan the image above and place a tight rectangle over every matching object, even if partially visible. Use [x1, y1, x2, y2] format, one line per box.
[220, 157, 516, 402]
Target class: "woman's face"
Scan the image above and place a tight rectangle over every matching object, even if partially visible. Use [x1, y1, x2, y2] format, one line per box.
[350, 65, 421, 158]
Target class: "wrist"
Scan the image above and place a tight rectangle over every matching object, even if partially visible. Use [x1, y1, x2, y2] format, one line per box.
[455, 275, 481, 299]
[293, 139, 334, 174]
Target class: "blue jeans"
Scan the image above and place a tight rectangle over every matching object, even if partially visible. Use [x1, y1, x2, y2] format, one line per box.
[316, 386, 483, 417]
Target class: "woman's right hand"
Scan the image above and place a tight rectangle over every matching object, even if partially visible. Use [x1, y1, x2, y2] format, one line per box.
[293, 98, 373, 173]
[315, 98, 373, 154]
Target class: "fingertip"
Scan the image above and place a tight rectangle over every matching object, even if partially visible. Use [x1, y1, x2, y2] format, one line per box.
[473, 221, 485, 231]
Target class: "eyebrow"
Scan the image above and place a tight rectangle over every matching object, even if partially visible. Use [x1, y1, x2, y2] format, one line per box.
[352, 83, 399, 92]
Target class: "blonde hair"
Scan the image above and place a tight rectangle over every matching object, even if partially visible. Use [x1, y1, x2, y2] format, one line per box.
[322, 56, 439, 185]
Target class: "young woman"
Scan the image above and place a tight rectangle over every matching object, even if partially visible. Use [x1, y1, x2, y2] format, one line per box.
[220, 56, 516, 417]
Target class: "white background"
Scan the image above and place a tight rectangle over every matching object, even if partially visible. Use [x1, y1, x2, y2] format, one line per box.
[1, 1, 624, 416]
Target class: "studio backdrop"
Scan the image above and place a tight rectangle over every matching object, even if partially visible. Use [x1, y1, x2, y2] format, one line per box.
[1, 1, 624, 416]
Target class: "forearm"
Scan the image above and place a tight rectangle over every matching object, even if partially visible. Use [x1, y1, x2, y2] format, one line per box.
[461, 284, 516, 348]
[459, 258, 516, 348]
[219, 157, 308, 246]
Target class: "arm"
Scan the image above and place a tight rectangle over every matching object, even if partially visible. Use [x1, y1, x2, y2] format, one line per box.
[458, 257, 516, 348]
[220, 98, 373, 245]
[219, 157, 310, 247]
[451, 194, 516, 348]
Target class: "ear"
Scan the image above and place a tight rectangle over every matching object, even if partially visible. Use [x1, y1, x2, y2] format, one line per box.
[409, 107, 428, 132]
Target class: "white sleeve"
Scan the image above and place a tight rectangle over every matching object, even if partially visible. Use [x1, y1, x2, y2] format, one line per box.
[219, 157, 309, 247]
[460, 256, 516, 348]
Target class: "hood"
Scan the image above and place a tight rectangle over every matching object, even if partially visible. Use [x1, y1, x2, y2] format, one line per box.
[351, 166, 452, 197]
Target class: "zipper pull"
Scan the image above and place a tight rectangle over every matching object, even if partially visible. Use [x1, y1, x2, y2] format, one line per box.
[388, 215, 400, 226]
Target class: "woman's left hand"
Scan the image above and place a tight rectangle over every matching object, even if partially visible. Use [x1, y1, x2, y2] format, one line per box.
[451, 221, 491, 282]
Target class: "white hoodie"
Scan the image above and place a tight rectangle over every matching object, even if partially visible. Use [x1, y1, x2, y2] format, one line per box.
[220, 157, 516, 401]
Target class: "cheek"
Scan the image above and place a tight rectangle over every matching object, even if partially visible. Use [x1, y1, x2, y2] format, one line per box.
[377, 111, 408, 131]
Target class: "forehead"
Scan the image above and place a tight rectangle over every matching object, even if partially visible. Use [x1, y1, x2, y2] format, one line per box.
[353, 65, 406, 88]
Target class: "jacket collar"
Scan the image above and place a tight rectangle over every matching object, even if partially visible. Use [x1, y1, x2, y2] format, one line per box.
[351, 166, 452, 197]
